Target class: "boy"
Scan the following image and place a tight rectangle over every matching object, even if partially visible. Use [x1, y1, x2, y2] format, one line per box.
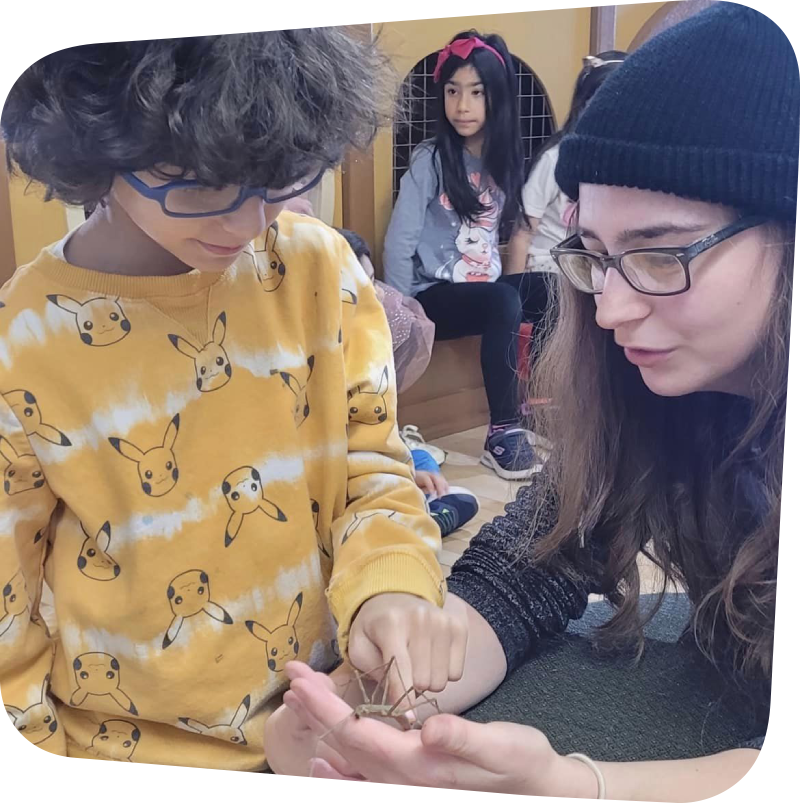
[0, 31, 465, 770]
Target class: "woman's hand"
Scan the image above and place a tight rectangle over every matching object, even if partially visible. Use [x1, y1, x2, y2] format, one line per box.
[283, 661, 596, 795]
[264, 668, 363, 778]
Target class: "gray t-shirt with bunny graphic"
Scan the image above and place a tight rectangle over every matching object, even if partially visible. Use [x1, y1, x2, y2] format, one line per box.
[382, 141, 504, 297]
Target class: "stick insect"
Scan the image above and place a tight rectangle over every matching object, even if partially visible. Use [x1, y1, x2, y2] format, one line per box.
[310, 657, 441, 777]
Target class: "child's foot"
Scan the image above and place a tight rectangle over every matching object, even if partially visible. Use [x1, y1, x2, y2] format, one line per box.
[428, 487, 480, 538]
[480, 426, 544, 481]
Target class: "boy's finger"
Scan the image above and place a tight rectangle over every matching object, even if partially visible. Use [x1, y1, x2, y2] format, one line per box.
[408, 633, 432, 692]
[416, 474, 433, 495]
[433, 474, 450, 497]
[428, 632, 451, 693]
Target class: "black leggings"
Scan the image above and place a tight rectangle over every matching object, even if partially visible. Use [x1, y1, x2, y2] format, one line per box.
[416, 273, 551, 426]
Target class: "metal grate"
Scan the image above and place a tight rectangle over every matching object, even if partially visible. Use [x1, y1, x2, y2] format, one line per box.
[392, 53, 556, 201]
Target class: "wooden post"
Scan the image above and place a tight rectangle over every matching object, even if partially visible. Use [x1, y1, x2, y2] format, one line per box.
[628, 0, 718, 52]
[590, 6, 617, 55]
[340, 24, 376, 258]
[0, 142, 17, 283]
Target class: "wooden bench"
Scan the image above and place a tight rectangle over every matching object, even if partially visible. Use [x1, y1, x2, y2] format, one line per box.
[397, 336, 488, 440]
[397, 323, 537, 440]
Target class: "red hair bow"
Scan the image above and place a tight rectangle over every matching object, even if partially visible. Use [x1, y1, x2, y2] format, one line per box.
[433, 37, 505, 83]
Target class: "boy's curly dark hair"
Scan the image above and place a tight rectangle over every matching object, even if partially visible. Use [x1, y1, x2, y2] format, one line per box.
[1, 28, 394, 205]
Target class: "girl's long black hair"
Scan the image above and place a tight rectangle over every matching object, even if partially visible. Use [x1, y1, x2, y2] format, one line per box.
[433, 30, 524, 239]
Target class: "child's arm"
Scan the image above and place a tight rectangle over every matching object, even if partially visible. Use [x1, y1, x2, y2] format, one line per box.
[382, 145, 438, 296]
[509, 147, 562, 277]
[265, 595, 504, 775]
[326, 240, 466, 704]
[504, 218, 540, 274]
[0, 401, 62, 755]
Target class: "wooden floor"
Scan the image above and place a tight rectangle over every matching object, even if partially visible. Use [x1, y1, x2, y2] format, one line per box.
[431, 426, 670, 597]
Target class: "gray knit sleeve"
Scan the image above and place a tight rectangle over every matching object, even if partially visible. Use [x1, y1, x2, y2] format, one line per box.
[446, 479, 597, 675]
[382, 143, 438, 296]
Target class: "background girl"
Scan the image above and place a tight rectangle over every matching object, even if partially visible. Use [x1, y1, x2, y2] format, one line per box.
[383, 30, 543, 481]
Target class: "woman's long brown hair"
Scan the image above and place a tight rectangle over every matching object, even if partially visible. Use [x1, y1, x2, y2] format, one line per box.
[526, 222, 793, 694]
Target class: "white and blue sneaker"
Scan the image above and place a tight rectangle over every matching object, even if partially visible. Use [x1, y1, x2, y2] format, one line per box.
[480, 426, 545, 481]
[428, 487, 480, 538]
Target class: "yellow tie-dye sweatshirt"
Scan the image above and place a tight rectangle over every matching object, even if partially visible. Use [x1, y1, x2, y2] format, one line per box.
[0, 212, 443, 769]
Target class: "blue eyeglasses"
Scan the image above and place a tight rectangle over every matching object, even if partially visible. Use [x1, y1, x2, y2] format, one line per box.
[121, 167, 326, 218]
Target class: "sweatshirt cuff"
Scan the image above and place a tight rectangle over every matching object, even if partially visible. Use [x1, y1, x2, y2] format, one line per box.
[326, 548, 445, 657]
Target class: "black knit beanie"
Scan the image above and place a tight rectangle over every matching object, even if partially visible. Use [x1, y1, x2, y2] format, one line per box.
[555, 2, 799, 221]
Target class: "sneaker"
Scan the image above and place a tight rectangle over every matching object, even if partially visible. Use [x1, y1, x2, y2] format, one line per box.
[428, 487, 480, 537]
[400, 425, 446, 466]
[480, 426, 545, 480]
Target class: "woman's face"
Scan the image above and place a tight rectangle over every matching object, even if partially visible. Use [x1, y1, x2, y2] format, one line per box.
[111, 169, 284, 273]
[578, 184, 779, 397]
[444, 64, 487, 142]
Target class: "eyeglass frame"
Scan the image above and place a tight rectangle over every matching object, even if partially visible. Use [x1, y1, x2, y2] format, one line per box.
[120, 167, 327, 219]
[550, 215, 768, 297]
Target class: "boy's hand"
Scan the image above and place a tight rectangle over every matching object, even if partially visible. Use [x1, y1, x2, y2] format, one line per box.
[348, 592, 468, 706]
[414, 469, 449, 498]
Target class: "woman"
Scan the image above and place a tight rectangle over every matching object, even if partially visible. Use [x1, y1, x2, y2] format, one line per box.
[276, 4, 797, 798]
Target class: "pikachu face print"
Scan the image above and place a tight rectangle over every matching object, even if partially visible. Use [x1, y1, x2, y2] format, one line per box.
[47, 294, 131, 347]
[178, 694, 250, 746]
[71, 652, 138, 715]
[0, 435, 45, 496]
[341, 510, 397, 545]
[310, 499, 330, 559]
[340, 267, 358, 306]
[245, 592, 302, 672]
[89, 719, 140, 761]
[3, 390, 71, 446]
[347, 366, 389, 425]
[271, 356, 315, 428]
[168, 312, 232, 393]
[5, 675, 58, 746]
[253, 221, 286, 292]
[221, 466, 287, 548]
[109, 414, 179, 497]
[163, 570, 233, 649]
[77, 521, 120, 581]
[0, 571, 28, 638]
